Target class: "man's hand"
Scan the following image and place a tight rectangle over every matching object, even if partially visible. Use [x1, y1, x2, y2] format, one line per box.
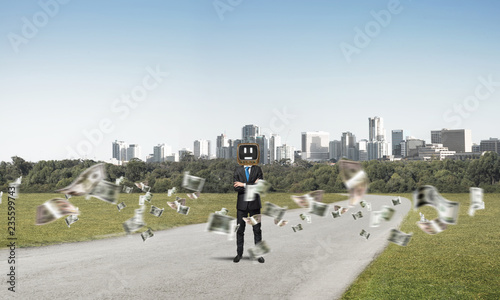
[234, 181, 244, 188]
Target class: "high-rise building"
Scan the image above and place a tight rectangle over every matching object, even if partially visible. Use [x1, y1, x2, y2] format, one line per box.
[276, 144, 295, 164]
[165, 153, 179, 162]
[368, 141, 389, 160]
[242, 125, 260, 142]
[357, 139, 368, 161]
[216, 134, 229, 159]
[112, 140, 127, 161]
[179, 148, 193, 160]
[392, 130, 404, 157]
[231, 139, 243, 160]
[341, 132, 356, 160]
[329, 140, 341, 161]
[126, 144, 141, 161]
[153, 144, 165, 163]
[269, 134, 282, 163]
[194, 140, 211, 159]
[146, 154, 155, 163]
[256, 135, 269, 164]
[431, 130, 443, 144]
[368, 117, 389, 160]
[301, 131, 330, 161]
[405, 137, 426, 157]
[480, 138, 500, 154]
[441, 129, 472, 153]
[472, 143, 480, 153]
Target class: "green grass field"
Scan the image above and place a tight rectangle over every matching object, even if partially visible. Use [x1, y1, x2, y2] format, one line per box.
[0, 192, 346, 248]
[341, 193, 500, 299]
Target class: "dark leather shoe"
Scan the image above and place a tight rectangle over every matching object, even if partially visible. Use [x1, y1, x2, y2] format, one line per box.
[257, 257, 265, 263]
[233, 255, 242, 263]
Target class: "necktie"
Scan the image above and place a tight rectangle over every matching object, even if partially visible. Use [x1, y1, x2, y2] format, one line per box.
[245, 167, 250, 182]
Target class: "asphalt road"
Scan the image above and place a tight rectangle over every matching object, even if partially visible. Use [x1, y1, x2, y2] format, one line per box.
[0, 194, 411, 300]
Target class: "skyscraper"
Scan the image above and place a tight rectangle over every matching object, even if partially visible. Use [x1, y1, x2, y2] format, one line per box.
[301, 131, 329, 161]
[480, 138, 499, 154]
[126, 144, 141, 161]
[194, 140, 211, 159]
[153, 144, 165, 163]
[242, 125, 259, 142]
[329, 140, 341, 161]
[441, 129, 472, 153]
[368, 116, 389, 160]
[112, 140, 127, 161]
[357, 139, 368, 161]
[216, 133, 229, 159]
[256, 135, 269, 164]
[392, 130, 404, 157]
[269, 134, 281, 163]
[276, 144, 295, 163]
[341, 132, 356, 160]
[431, 130, 443, 144]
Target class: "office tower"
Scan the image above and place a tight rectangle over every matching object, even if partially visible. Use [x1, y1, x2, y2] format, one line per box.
[231, 139, 243, 159]
[153, 144, 165, 163]
[341, 132, 356, 160]
[329, 140, 341, 161]
[301, 131, 329, 161]
[146, 154, 155, 163]
[358, 139, 368, 161]
[404, 137, 426, 157]
[472, 143, 480, 153]
[194, 139, 211, 159]
[242, 125, 260, 142]
[368, 141, 389, 160]
[392, 130, 404, 157]
[368, 117, 389, 160]
[165, 153, 179, 162]
[179, 148, 193, 160]
[276, 144, 295, 164]
[112, 140, 127, 161]
[126, 144, 141, 161]
[269, 134, 282, 163]
[216, 134, 229, 158]
[480, 138, 500, 154]
[431, 130, 443, 144]
[256, 135, 269, 164]
[441, 129, 472, 153]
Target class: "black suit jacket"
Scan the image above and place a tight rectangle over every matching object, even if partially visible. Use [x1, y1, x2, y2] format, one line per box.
[234, 165, 264, 210]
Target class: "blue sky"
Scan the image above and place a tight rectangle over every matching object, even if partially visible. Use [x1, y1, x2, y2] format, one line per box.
[1, 0, 499, 162]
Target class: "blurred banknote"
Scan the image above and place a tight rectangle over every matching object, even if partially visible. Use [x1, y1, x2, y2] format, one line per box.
[381, 206, 395, 221]
[274, 219, 288, 227]
[339, 160, 369, 206]
[216, 208, 229, 215]
[88, 180, 120, 204]
[117, 202, 127, 212]
[144, 192, 153, 202]
[141, 228, 154, 242]
[299, 213, 312, 223]
[8, 177, 22, 199]
[360, 229, 370, 240]
[392, 196, 402, 206]
[122, 186, 133, 193]
[331, 205, 349, 218]
[182, 171, 205, 192]
[206, 213, 235, 235]
[150, 205, 164, 217]
[352, 211, 363, 220]
[291, 190, 324, 208]
[123, 207, 146, 234]
[135, 182, 150, 193]
[115, 176, 124, 185]
[360, 200, 372, 211]
[65, 214, 79, 228]
[36, 198, 79, 225]
[292, 224, 303, 232]
[56, 164, 105, 196]
[469, 187, 485, 216]
[167, 197, 186, 210]
[187, 192, 200, 199]
[244, 180, 271, 202]
[388, 229, 412, 246]
[413, 185, 459, 224]
[369, 211, 383, 227]
[167, 187, 177, 197]
[139, 195, 146, 206]
[309, 200, 329, 217]
[177, 204, 190, 215]
[263, 202, 287, 220]
[417, 218, 448, 235]
[248, 240, 271, 260]
[65, 194, 72, 200]
[243, 214, 261, 226]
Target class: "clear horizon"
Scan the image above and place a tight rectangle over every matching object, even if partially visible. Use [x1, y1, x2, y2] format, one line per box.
[2, 0, 499, 163]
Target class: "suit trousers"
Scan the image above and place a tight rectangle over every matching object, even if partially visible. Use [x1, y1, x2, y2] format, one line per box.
[236, 208, 262, 256]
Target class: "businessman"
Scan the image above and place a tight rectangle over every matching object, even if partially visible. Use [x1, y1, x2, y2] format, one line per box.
[233, 158, 265, 263]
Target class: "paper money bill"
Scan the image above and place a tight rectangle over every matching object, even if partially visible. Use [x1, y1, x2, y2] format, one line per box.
[413, 185, 440, 209]
[177, 204, 190, 215]
[369, 210, 383, 227]
[215, 208, 229, 215]
[206, 213, 235, 235]
[243, 214, 261, 226]
[414, 185, 460, 223]
[36, 198, 79, 225]
[392, 196, 402, 206]
[388, 228, 412, 246]
[291, 195, 310, 208]
[65, 214, 79, 228]
[150, 205, 164, 217]
[360, 200, 371, 211]
[299, 213, 312, 223]
[56, 164, 105, 196]
[122, 186, 133, 194]
[167, 187, 177, 197]
[123, 207, 146, 234]
[139, 195, 146, 206]
[331, 210, 342, 218]
[64, 194, 72, 200]
[352, 211, 363, 220]
[117, 202, 127, 212]
[469, 187, 485, 216]
[292, 224, 303, 232]
[234, 223, 240, 233]
[274, 219, 288, 227]
[144, 192, 153, 202]
[187, 192, 200, 199]
[134, 182, 151, 193]
[167, 197, 186, 210]
[141, 228, 154, 242]
[115, 176, 124, 185]
[332, 205, 349, 218]
[88, 180, 120, 204]
[182, 171, 206, 192]
[381, 206, 395, 221]
[248, 240, 271, 260]
[360, 229, 370, 240]
[309, 200, 329, 217]
[417, 218, 448, 235]
[263, 202, 287, 220]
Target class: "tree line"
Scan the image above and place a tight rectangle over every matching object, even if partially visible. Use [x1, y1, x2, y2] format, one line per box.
[1, 152, 499, 194]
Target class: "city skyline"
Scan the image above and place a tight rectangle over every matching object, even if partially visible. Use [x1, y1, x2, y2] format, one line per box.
[2, 1, 499, 162]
